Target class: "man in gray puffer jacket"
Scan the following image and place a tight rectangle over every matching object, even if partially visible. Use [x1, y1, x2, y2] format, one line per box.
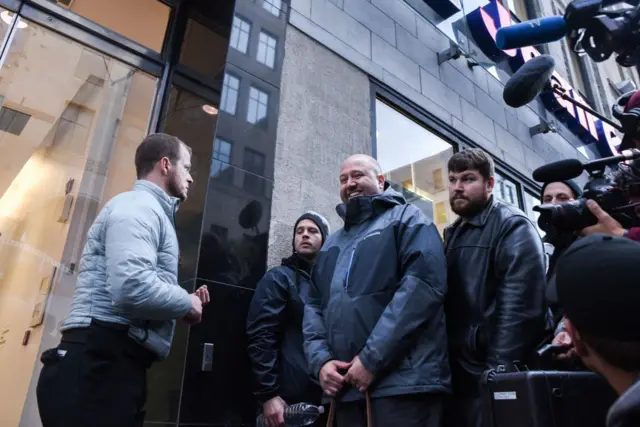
[36, 133, 209, 427]
[303, 154, 450, 427]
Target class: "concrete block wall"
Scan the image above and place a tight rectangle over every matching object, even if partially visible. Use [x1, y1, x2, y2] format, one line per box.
[286, 0, 587, 170]
[267, 26, 371, 267]
[268, 0, 594, 265]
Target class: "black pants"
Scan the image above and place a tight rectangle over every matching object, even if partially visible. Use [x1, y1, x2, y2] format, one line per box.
[36, 320, 155, 427]
[335, 393, 444, 427]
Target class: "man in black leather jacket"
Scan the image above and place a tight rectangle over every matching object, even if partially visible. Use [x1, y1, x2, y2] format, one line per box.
[443, 149, 547, 427]
[246, 211, 330, 427]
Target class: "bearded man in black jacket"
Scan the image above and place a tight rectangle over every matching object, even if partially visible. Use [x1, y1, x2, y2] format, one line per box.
[246, 211, 330, 427]
[443, 149, 547, 427]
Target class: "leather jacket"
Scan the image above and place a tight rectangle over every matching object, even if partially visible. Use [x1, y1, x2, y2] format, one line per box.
[443, 197, 547, 393]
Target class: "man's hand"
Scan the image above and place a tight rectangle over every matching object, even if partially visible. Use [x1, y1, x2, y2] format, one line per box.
[263, 396, 288, 427]
[551, 331, 577, 360]
[319, 360, 352, 396]
[344, 355, 375, 393]
[580, 200, 626, 237]
[183, 294, 203, 325]
[195, 285, 210, 305]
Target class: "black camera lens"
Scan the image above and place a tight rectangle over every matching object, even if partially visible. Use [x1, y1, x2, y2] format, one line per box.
[533, 199, 597, 233]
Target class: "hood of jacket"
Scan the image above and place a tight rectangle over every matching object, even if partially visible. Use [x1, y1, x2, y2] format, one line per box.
[336, 184, 405, 228]
[281, 253, 313, 279]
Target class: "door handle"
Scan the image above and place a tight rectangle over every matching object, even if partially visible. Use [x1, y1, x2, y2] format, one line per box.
[201, 343, 214, 372]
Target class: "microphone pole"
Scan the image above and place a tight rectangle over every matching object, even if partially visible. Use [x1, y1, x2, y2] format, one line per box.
[551, 84, 624, 131]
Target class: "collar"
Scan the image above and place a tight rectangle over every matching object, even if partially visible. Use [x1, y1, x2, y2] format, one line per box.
[281, 253, 313, 278]
[132, 180, 180, 221]
[335, 184, 404, 228]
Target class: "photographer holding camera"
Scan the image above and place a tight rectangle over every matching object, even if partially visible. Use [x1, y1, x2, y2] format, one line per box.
[582, 90, 640, 241]
[580, 158, 640, 241]
[550, 234, 640, 427]
[537, 160, 640, 358]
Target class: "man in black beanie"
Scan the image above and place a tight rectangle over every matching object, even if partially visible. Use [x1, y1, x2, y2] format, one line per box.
[540, 179, 583, 279]
[539, 179, 582, 357]
[550, 234, 640, 427]
[246, 211, 330, 427]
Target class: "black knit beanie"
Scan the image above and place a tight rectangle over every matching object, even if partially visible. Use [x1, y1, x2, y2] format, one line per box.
[292, 211, 330, 251]
[540, 179, 583, 202]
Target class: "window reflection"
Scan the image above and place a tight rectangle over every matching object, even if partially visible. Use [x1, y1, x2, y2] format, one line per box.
[243, 148, 266, 194]
[247, 87, 268, 124]
[257, 32, 277, 69]
[221, 74, 240, 114]
[56, 0, 170, 51]
[179, 4, 233, 84]
[230, 16, 251, 54]
[494, 172, 520, 208]
[145, 85, 218, 422]
[212, 138, 233, 183]
[375, 99, 456, 236]
[263, 0, 283, 16]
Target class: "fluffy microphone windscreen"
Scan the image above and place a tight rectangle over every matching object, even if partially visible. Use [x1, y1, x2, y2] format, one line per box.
[532, 158, 584, 183]
[503, 55, 556, 108]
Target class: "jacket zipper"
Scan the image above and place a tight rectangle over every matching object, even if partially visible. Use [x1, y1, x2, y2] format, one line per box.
[172, 201, 178, 230]
[344, 248, 356, 291]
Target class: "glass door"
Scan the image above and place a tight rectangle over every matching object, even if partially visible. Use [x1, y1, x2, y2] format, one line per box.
[0, 10, 158, 427]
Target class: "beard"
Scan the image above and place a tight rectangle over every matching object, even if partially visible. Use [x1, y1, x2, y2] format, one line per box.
[167, 171, 187, 201]
[450, 195, 488, 217]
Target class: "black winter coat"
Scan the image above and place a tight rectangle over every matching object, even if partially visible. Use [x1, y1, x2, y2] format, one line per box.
[246, 254, 322, 405]
[303, 186, 451, 403]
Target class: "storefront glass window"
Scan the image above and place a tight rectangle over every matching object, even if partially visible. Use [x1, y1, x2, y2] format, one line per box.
[0, 17, 157, 426]
[57, 0, 170, 51]
[494, 172, 520, 208]
[375, 99, 456, 236]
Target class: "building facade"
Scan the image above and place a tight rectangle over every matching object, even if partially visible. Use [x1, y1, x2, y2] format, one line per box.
[0, 0, 636, 426]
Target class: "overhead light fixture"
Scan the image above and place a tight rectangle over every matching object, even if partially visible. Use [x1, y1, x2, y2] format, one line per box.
[202, 104, 218, 115]
[1, 11, 27, 29]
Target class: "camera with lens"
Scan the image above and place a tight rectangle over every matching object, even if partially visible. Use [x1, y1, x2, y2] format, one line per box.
[533, 172, 630, 234]
[532, 151, 640, 235]
[565, 0, 640, 67]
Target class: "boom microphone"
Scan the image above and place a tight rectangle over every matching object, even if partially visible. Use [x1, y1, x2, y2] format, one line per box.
[532, 159, 584, 182]
[532, 150, 640, 183]
[503, 55, 555, 108]
[496, 16, 568, 50]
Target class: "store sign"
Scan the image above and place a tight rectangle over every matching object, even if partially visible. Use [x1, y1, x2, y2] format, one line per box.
[466, 0, 621, 156]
